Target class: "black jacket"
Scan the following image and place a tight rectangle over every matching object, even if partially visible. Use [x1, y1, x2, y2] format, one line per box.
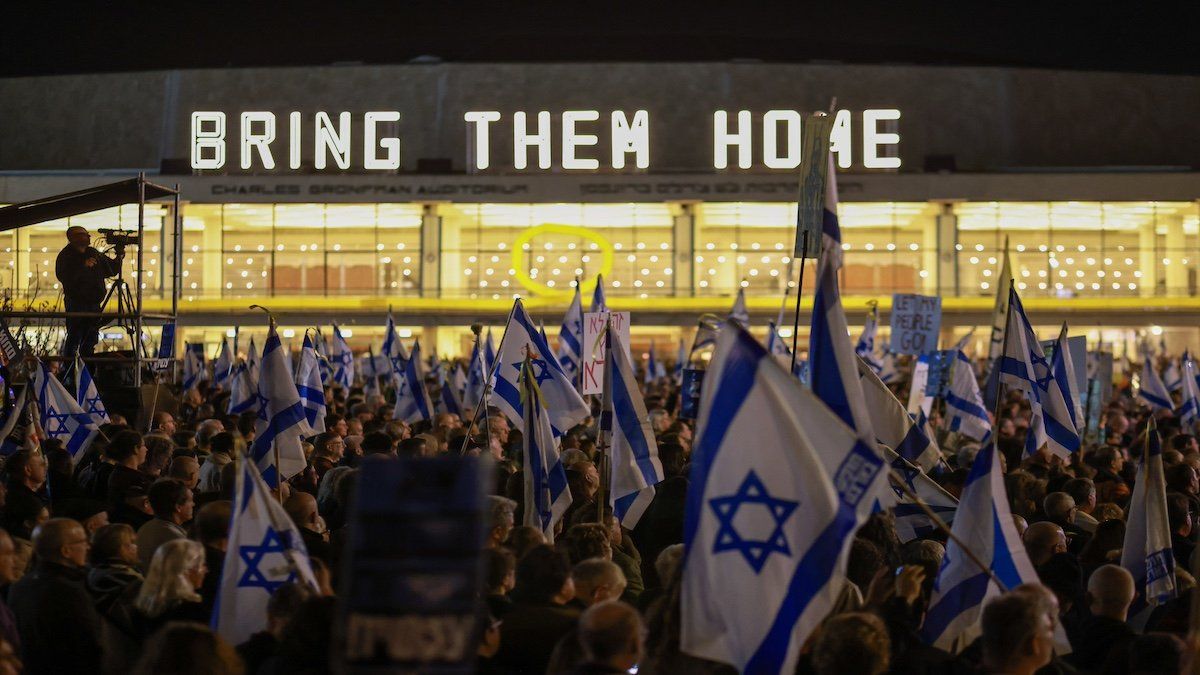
[56, 244, 120, 307]
[9, 560, 104, 674]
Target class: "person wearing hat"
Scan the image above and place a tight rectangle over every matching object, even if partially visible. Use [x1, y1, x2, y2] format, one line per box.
[55, 225, 123, 358]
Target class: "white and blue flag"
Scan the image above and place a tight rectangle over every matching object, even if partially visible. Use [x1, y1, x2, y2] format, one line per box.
[250, 327, 311, 487]
[987, 244, 1013, 363]
[765, 321, 791, 363]
[921, 442, 1042, 651]
[246, 336, 260, 386]
[438, 368, 464, 418]
[490, 299, 590, 436]
[485, 329, 497, 374]
[182, 342, 206, 392]
[682, 323, 883, 674]
[214, 458, 318, 646]
[381, 313, 408, 388]
[74, 357, 109, 426]
[313, 330, 331, 387]
[227, 363, 258, 415]
[855, 303, 883, 373]
[1051, 323, 1085, 433]
[997, 287, 1080, 459]
[33, 359, 97, 463]
[878, 347, 898, 385]
[728, 287, 750, 329]
[1138, 356, 1174, 413]
[858, 357, 940, 472]
[1164, 358, 1183, 394]
[591, 273, 608, 313]
[330, 325, 354, 390]
[945, 350, 991, 442]
[558, 284, 584, 382]
[674, 337, 687, 384]
[213, 337, 234, 390]
[394, 339, 435, 424]
[295, 334, 327, 434]
[1120, 419, 1176, 606]
[1178, 351, 1200, 431]
[463, 340, 488, 414]
[520, 357, 573, 544]
[601, 323, 664, 529]
[644, 340, 660, 385]
[882, 449, 958, 544]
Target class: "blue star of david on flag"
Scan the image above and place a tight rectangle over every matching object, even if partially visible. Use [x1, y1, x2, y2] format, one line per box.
[237, 527, 298, 595]
[708, 470, 800, 573]
[890, 457, 921, 500]
[42, 404, 75, 438]
[513, 355, 554, 386]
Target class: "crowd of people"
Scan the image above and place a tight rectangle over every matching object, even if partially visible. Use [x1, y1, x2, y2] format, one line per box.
[0, 346, 1196, 675]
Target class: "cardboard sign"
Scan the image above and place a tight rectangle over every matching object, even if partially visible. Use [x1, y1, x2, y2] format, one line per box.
[890, 294, 942, 355]
[581, 311, 631, 395]
[337, 457, 486, 674]
[794, 113, 834, 258]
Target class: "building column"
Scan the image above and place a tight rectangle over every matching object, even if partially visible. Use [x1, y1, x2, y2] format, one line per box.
[934, 203, 957, 297]
[1139, 218, 1158, 297]
[671, 202, 696, 298]
[1164, 214, 1187, 295]
[419, 204, 442, 299]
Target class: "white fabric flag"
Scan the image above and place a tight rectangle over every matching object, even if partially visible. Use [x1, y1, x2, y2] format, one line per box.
[250, 327, 312, 486]
[520, 358, 572, 544]
[1120, 421, 1176, 606]
[601, 322, 664, 529]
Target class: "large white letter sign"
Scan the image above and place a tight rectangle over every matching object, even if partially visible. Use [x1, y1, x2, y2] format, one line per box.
[514, 111, 552, 170]
[829, 109, 853, 169]
[611, 110, 649, 169]
[713, 110, 752, 169]
[762, 109, 802, 170]
[364, 111, 401, 170]
[191, 112, 226, 170]
[863, 109, 902, 169]
[289, 112, 302, 169]
[240, 112, 277, 170]
[314, 111, 352, 170]
[562, 110, 600, 170]
[464, 111, 502, 170]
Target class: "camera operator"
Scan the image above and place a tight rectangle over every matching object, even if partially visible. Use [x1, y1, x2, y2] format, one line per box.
[56, 225, 123, 357]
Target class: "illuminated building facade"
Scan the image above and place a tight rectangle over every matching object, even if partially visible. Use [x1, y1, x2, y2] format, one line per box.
[1, 62, 1199, 358]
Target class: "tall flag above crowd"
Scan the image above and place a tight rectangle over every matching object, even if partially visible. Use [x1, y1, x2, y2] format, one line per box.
[295, 334, 326, 433]
[519, 356, 572, 544]
[601, 320, 664, 528]
[250, 324, 311, 486]
[33, 359, 97, 462]
[557, 283, 584, 382]
[73, 356, 109, 426]
[394, 339, 434, 424]
[330, 325, 354, 390]
[1120, 419, 1176, 606]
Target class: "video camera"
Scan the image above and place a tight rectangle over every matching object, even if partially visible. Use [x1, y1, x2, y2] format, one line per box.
[97, 228, 141, 249]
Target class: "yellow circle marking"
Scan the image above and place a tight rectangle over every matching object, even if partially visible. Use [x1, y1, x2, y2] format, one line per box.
[511, 224, 614, 299]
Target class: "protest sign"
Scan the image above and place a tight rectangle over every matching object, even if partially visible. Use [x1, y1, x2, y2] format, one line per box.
[890, 294, 942, 355]
[581, 311, 630, 395]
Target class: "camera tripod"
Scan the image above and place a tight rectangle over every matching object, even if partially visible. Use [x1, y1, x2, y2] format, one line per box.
[99, 245, 140, 356]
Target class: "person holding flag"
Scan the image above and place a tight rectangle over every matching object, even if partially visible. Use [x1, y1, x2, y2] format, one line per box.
[519, 355, 573, 543]
[295, 333, 327, 434]
[682, 323, 883, 673]
[73, 355, 109, 427]
[214, 457, 319, 646]
[250, 322, 311, 487]
[601, 318, 664, 529]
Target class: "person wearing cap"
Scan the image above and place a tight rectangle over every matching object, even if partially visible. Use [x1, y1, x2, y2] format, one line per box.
[56, 225, 123, 358]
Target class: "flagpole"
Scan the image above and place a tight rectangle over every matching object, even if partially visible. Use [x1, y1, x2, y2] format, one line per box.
[250, 304, 284, 505]
[458, 301, 519, 455]
[887, 468, 1009, 592]
[789, 231, 809, 375]
[596, 315, 612, 525]
[991, 280, 1014, 451]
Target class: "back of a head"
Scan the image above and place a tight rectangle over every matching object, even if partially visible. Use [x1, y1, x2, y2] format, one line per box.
[515, 545, 571, 603]
[578, 601, 642, 665]
[562, 523, 611, 565]
[1087, 564, 1135, 615]
[284, 492, 318, 529]
[1022, 521, 1063, 563]
[361, 431, 394, 456]
[33, 517, 81, 562]
[210, 432, 235, 457]
[1043, 492, 1075, 523]
[194, 500, 233, 546]
[487, 495, 516, 531]
[572, 558, 626, 603]
[812, 612, 890, 675]
[90, 523, 135, 563]
[195, 419, 223, 447]
[168, 456, 199, 482]
[980, 593, 1046, 671]
[268, 581, 317, 622]
[106, 430, 144, 462]
[148, 478, 189, 519]
[138, 539, 205, 616]
[131, 621, 242, 675]
[654, 544, 685, 587]
[1062, 477, 1095, 506]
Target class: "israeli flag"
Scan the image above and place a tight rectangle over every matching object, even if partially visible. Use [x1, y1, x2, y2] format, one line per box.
[878, 348, 898, 385]
[313, 330, 331, 387]
[330, 325, 354, 390]
[601, 323, 664, 529]
[74, 357, 109, 426]
[246, 336, 260, 385]
[295, 334, 327, 434]
[881, 449, 958, 543]
[591, 273, 608, 313]
[490, 299, 589, 436]
[32, 359, 97, 463]
[945, 350, 991, 442]
[674, 337, 687, 384]
[361, 346, 381, 397]
[227, 363, 258, 415]
[214, 458, 318, 646]
[690, 316, 721, 357]
[250, 327, 312, 487]
[438, 370, 464, 418]
[922, 442, 1042, 651]
[855, 304, 883, 373]
[858, 357, 941, 472]
[182, 342, 206, 392]
[558, 284, 584, 381]
[0, 386, 35, 457]
[682, 323, 883, 673]
[765, 321, 791, 363]
[728, 287, 750, 329]
[381, 312, 409, 389]
[1164, 358, 1183, 394]
[997, 287, 1080, 459]
[1138, 356, 1174, 413]
[987, 243, 1013, 363]
[394, 339, 434, 424]
[1178, 352, 1200, 430]
[1120, 419, 1176, 605]
[820, 152, 843, 266]
[520, 357, 572, 544]
[462, 340, 488, 414]
[1050, 323, 1085, 433]
[644, 340, 659, 385]
[809, 245, 876, 446]
[485, 329, 497, 373]
[213, 337, 234, 390]
[452, 363, 467, 400]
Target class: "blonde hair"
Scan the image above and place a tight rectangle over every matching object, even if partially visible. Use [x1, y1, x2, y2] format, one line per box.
[135, 539, 205, 617]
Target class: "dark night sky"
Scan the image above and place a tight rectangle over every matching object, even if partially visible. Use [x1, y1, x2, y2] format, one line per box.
[3, 3, 1199, 77]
